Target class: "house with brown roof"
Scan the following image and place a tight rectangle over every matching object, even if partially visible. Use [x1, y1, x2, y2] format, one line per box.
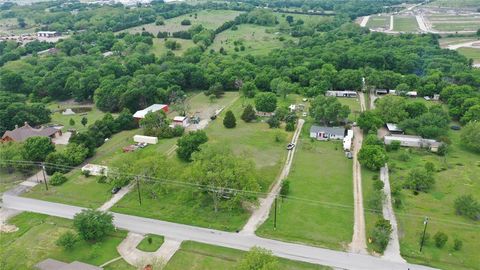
[1, 122, 62, 143]
[35, 258, 102, 270]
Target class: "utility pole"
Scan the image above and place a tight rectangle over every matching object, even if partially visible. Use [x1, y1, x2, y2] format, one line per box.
[419, 217, 429, 252]
[273, 195, 277, 230]
[136, 176, 142, 205]
[41, 164, 48, 191]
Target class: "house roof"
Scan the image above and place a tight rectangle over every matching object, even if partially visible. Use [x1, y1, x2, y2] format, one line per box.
[35, 259, 102, 270]
[133, 104, 168, 119]
[2, 122, 60, 142]
[310, 125, 345, 137]
[386, 123, 403, 132]
[384, 135, 422, 143]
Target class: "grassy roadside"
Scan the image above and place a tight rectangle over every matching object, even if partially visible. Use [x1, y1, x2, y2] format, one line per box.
[165, 241, 332, 270]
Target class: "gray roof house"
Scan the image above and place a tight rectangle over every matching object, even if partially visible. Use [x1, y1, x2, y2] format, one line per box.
[1, 122, 62, 142]
[35, 258, 103, 270]
[310, 125, 345, 140]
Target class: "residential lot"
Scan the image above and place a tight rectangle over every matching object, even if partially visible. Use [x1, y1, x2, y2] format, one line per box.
[0, 212, 127, 269]
[366, 15, 390, 29]
[257, 123, 353, 250]
[388, 131, 480, 270]
[393, 16, 419, 32]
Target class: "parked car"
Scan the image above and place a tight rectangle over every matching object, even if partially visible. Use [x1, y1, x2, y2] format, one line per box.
[111, 187, 121, 194]
[450, 125, 461, 130]
[346, 152, 353, 159]
[286, 143, 295, 150]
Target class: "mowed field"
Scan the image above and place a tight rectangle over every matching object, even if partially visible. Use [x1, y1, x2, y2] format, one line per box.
[0, 212, 127, 269]
[211, 24, 292, 55]
[393, 16, 418, 32]
[120, 9, 242, 35]
[257, 123, 354, 250]
[428, 15, 480, 32]
[457, 47, 480, 64]
[366, 15, 390, 29]
[151, 37, 196, 56]
[388, 132, 480, 270]
[165, 241, 332, 270]
[0, 17, 37, 35]
[425, 0, 480, 8]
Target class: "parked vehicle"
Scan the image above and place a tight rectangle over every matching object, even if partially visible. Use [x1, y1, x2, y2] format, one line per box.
[111, 187, 121, 194]
[286, 143, 295, 150]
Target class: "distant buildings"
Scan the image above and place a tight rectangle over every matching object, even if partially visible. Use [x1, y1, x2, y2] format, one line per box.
[37, 31, 61, 38]
[1, 122, 62, 143]
[326, 90, 357, 98]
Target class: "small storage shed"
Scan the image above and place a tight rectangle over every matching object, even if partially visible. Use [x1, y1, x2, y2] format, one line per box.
[173, 116, 189, 127]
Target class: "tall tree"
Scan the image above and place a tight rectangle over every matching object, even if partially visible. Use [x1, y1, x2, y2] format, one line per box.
[309, 95, 350, 125]
[73, 209, 114, 242]
[22, 136, 55, 162]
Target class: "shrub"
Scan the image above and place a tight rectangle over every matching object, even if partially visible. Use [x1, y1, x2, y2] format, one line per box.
[368, 190, 383, 212]
[454, 195, 480, 220]
[370, 218, 392, 253]
[82, 170, 91, 178]
[69, 118, 75, 126]
[223, 110, 236, 128]
[148, 237, 153, 244]
[73, 209, 114, 242]
[285, 121, 295, 131]
[453, 239, 463, 251]
[49, 172, 68, 186]
[280, 180, 290, 197]
[434, 231, 448, 248]
[373, 180, 384, 191]
[267, 116, 280, 128]
[424, 161, 435, 172]
[404, 168, 435, 192]
[398, 151, 411, 161]
[180, 19, 191, 25]
[388, 140, 401, 151]
[56, 231, 78, 250]
[241, 104, 256, 123]
[112, 176, 131, 188]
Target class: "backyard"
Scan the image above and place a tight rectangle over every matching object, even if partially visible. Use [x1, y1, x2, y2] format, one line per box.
[387, 131, 480, 270]
[338, 97, 361, 122]
[257, 123, 354, 250]
[48, 103, 106, 132]
[0, 212, 127, 269]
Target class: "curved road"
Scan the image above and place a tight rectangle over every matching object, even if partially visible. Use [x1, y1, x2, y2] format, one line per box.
[3, 194, 437, 270]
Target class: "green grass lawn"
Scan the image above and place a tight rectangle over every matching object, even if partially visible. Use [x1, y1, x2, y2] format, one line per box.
[257, 123, 353, 250]
[120, 9, 242, 34]
[23, 170, 114, 208]
[457, 47, 480, 64]
[338, 97, 361, 122]
[0, 212, 127, 269]
[432, 22, 480, 32]
[366, 16, 390, 29]
[361, 165, 382, 253]
[211, 24, 294, 55]
[165, 241, 332, 270]
[49, 104, 106, 132]
[151, 38, 197, 56]
[426, 0, 480, 8]
[136, 234, 164, 252]
[388, 131, 480, 270]
[0, 169, 31, 193]
[393, 16, 419, 32]
[103, 259, 135, 270]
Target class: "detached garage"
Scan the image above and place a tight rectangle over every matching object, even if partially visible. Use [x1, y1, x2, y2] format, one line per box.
[133, 135, 158, 144]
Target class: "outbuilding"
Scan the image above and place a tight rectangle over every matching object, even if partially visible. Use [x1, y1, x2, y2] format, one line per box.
[133, 104, 169, 120]
[81, 164, 108, 176]
[384, 135, 441, 151]
[386, 123, 403, 134]
[310, 125, 345, 141]
[343, 129, 354, 151]
[173, 116, 189, 127]
[37, 31, 61, 38]
[326, 90, 357, 98]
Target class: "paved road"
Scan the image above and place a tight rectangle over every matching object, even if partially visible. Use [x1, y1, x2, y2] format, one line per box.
[380, 165, 405, 262]
[3, 194, 438, 270]
[241, 119, 305, 234]
[359, 16, 370, 27]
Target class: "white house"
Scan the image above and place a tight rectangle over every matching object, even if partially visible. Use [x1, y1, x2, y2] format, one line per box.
[173, 116, 189, 127]
[133, 135, 158, 144]
[326, 90, 357, 98]
[133, 104, 169, 120]
[81, 164, 108, 176]
[310, 125, 345, 141]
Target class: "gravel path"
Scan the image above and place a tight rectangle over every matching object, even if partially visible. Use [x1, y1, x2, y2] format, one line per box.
[360, 16, 370, 27]
[380, 165, 405, 262]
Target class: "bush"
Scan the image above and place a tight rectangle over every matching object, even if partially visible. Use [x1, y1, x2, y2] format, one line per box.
[267, 116, 280, 128]
[73, 209, 114, 242]
[454, 195, 480, 220]
[82, 170, 91, 178]
[387, 140, 401, 151]
[112, 176, 131, 188]
[285, 121, 295, 131]
[370, 218, 392, 253]
[368, 190, 383, 212]
[453, 239, 463, 251]
[181, 19, 191, 25]
[280, 180, 290, 197]
[49, 172, 68, 186]
[404, 168, 435, 192]
[56, 231, 78, 250]
[373, 180, 384, 191]
[241, 104, 256, 123]
[434, 231, 448, 248]
[358, 145, 388, 170]
[223, 110, 236, 128]
[398, 151, 411, 161]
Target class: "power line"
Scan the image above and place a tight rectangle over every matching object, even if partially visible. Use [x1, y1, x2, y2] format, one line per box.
[1, 159, 479, 229]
